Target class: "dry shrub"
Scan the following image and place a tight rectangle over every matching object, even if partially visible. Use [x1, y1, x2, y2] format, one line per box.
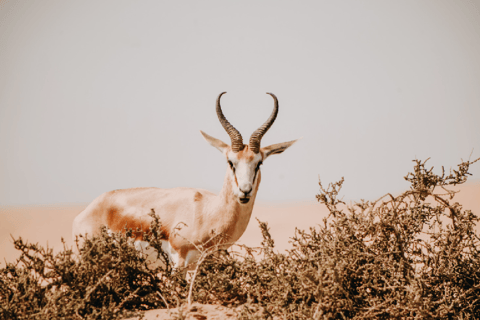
[1, 157, 479, 319]
[193, 157, 480, 319]
[0, 213, 187, 320]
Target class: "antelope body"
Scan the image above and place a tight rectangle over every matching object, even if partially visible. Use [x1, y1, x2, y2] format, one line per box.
[72, 92, 298, 269]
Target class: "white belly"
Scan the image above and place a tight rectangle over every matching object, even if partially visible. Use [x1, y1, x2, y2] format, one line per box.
[134, 240, 200, 270]
[134, 240, 180, 269]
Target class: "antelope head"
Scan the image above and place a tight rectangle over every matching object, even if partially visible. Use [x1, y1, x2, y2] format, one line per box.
[201, 92, 298, 204]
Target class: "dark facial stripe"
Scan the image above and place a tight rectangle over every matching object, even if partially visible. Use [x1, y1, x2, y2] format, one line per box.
[233, 170, 239, 187]
[253, 167, 260, 184]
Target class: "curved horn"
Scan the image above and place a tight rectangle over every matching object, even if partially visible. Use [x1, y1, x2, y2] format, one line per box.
[216, 92, 244, 152]
[249, 92, 279, 153]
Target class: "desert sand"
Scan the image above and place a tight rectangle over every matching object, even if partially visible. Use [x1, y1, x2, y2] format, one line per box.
[0, 200, 327, 265]
[1, 182, 479, 319]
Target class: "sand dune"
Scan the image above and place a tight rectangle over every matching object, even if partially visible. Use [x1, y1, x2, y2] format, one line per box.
[0, 201, 327, 265]
[240, 181, 480, 253]
[1, 182, 478, 266]
[1, 183, 478, 319]
[0, 205, 85, 265]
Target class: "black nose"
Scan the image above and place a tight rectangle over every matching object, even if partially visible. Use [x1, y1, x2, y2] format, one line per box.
[239, 187, 252, 196]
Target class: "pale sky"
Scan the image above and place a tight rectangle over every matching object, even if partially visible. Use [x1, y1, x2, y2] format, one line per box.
[1, 0, 479, 206]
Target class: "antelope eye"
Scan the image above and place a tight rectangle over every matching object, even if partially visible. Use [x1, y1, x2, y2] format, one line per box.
[256, 161, 263, 170]
[228, 161, 234, 169]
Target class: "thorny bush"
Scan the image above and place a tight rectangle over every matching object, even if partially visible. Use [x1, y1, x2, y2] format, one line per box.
[193, 157, 480, 319]
[0, 211, 187, 320]
[1, 157, 479, 319]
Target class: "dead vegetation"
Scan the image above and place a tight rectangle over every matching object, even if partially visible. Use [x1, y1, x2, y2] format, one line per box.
[1, 157, 479, 319]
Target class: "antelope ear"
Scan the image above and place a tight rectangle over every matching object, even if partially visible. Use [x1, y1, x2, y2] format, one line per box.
[261, 139, 299, 159]
[200, 131, 229, 153]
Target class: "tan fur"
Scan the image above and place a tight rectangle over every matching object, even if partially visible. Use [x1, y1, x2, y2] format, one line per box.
[72, 166, 260, 268]
[193, 191, 203, 202]
[236, 145, 256, 161]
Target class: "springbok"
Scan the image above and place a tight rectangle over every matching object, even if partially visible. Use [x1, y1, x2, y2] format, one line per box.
[72, 92, 298, 269]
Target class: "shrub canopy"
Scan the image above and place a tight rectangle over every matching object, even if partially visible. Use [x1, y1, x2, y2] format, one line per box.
[1, 157, 479, 319]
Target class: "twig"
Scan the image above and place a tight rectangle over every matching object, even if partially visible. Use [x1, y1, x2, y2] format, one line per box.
[157, 291, 170, 314]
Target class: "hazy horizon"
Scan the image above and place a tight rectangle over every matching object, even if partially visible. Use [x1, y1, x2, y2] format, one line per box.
[1, 1, 479, 206]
